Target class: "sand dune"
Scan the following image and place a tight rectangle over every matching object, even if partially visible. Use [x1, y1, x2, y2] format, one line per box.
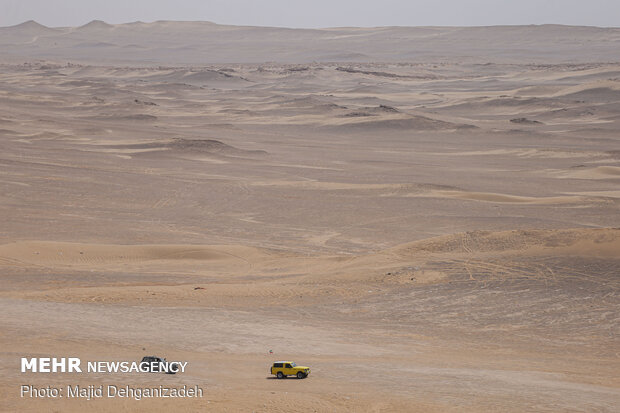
[87, 138, 267, 157]
[1, 21, 619, 413]
[1, 21, 620, 64]
[427, 190, 586, 204]
[0, 241, 269, 267]
[554, 165, 620, 179]
[441, 148, 609, 158]
[2, 228, 618, 412]
[553, 80, 620, 100]
[393, 228, 620, 255]
[330, 115, 472, 130]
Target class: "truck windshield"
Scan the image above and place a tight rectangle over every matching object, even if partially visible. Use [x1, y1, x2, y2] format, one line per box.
[291, 362, 296, 367]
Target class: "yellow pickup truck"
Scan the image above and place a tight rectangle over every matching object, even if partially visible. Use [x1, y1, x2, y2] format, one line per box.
[271, 361, 310, 379]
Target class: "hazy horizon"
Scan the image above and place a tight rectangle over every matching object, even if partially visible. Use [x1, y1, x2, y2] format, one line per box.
[2, 0, 620, 29]
[4, 18, 620, 30]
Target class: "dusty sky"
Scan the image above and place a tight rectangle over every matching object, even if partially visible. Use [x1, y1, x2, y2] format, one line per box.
[2, 0, 620, 28]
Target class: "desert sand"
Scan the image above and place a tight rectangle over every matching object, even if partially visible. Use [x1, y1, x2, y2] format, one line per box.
[0, 20, 619, 412]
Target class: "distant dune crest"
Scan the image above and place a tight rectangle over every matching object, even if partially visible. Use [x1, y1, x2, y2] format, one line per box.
[1, 20, 619, 64]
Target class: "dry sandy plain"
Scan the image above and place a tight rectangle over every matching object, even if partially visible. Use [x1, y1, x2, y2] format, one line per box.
[0, 21, 619, 412]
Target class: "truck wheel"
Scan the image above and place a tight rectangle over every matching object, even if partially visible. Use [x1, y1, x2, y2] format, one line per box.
[297, 372, 305, 379]
[277, 372, 284, 379]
